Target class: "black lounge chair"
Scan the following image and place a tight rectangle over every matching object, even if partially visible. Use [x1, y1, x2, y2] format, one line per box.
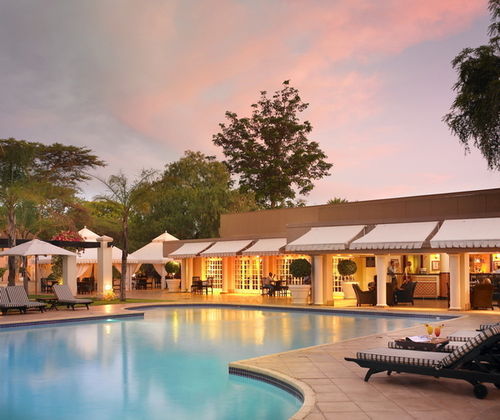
[0, 287, 27, 315]
[6, 286, 46, 313]
[53, 284, 92, 310]
[394, 281, 417, 305]
[345, 325, 500, 399]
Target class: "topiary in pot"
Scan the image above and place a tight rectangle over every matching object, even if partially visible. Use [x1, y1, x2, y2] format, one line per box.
[165, 261, 180, 278]
[337, 259, 357, 279]
[289, 258, 312, 283]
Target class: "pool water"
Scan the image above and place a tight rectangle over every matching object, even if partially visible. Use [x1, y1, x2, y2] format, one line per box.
[0, 307, 439, 420]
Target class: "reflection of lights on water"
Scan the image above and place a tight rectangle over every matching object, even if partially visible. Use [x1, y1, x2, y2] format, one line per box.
[172, 311, 179, 344]
[104, 325, 111, 335]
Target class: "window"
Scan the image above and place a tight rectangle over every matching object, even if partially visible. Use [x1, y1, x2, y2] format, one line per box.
[277, 255, 310, 285]
[332, 257, 344, 293]
[205, 257, 222, 288]
[235, 257, 262, 291]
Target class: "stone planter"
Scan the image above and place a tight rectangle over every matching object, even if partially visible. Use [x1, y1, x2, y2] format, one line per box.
[166, 278, 180, 292]
[288, 284, 311, 304]
[342, 281, 359, 299]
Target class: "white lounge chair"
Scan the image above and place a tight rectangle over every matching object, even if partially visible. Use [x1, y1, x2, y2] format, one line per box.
[53, 284, 92, 310]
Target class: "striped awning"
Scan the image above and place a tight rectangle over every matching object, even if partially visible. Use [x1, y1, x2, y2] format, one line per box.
[286, 225, 366, 252]
[241, 238, 287, 256]
[168, 242, 214, 259]
[430, 218, 500, 248]
[200, 240, 253, 257]
[350, 221, 438, 250]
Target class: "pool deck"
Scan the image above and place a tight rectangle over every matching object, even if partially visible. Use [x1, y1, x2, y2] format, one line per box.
[1, 292, 499, 420]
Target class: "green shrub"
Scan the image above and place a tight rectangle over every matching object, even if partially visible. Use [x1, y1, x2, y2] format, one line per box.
[337, 259, 357, 276]
[289, 258, 311, 278]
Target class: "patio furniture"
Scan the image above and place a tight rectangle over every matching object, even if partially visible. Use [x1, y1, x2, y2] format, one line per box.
[389, 339, 465, 353]
[394, 281, 417, 305]
[53, 284, 92, 310]
[352, 284, 376, 306]
[0, 287, 26, 315]
[345, 325, 500, 399]
[191, 277, 203, 294]
[6, 286, 46, 313]
[470, 283, 494, 310]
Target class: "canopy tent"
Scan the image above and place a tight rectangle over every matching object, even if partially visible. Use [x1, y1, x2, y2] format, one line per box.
[128, 231, 178, 287]
[242, 238, 287, 256]
[350, 221, 438, 250]
[430, 218, 500, 249]
[286, 225, 366, 252]
[200, 240, 253, 257]
[0, 239, 76, 294]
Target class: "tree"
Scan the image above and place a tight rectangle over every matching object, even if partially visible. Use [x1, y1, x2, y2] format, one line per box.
[443, 0, 500, 169]
[0, 138, 105, 284]
[96, 170, 156, 301]
[213, 80, 333, 208]
[327, 197, 349, 205]
[133, 151, 257, 241]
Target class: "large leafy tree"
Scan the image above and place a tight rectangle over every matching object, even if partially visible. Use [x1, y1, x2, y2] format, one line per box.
[96, 170, 156, 301]
[0, 138, 104, 284]
[213, 80, 333, 208]
[132, 151, 257, 242]
[443, 0, 500, 169]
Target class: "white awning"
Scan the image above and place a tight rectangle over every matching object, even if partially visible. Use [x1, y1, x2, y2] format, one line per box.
[350, 221, 438, 250]
[242, 238, 287, 256]
[286, 225, 366, 251]
[200, 240, 253, 257]
[168, 242, 214, 259]
[430, 218, 500, 248]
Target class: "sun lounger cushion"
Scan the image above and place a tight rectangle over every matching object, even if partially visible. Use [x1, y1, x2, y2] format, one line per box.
[440, 325, 500, 367]
[356, 348, 448, 367]
[447, 330, 481, 342]
[479, 322, 500, 331]
[0, 287, 26, 311]
[53, 285, 92, 304]
[6, 286, 46, 310]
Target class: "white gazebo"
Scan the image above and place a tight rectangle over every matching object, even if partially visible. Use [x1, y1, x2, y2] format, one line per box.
[128, 231, 178, 289]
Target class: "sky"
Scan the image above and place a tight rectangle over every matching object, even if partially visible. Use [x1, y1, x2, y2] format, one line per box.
[0, 0, 498, 205]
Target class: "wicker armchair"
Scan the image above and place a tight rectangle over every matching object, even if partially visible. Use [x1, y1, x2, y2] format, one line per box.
[470, 283, 494, 310]
[352, 284, 376, 306]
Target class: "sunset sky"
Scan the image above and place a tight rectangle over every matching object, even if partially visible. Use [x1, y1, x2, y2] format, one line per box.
[0, 0, 497, 204]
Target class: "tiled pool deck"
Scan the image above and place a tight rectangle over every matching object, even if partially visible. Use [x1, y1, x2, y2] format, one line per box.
[1, 292, 499, 420]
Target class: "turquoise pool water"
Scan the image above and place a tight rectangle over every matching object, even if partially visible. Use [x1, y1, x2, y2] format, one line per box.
[0, 307, 442, 419]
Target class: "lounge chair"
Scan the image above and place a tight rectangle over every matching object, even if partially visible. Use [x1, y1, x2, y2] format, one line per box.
[6, 286, 46, 313]
[352, 284, 375, 306]
[345, 325, 500, 399]
[394, 281, 417, 305]
[0, 287, 27, 315]
[53, 284, 92, 310]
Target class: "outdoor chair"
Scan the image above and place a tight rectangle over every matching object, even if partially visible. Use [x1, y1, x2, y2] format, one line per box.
[6, 286, 46, 313]
[394, 281, 417, 305]
[345, 325, 500, 399]
[0, 287, 26, 315]
[352, 284, 375, 306]
[191, 277, 203, 294]
[53, 284, 92, 310]
[470, 283, 494, 310]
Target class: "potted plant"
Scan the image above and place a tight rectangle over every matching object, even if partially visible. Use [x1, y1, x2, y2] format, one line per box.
[165, 261, 181, 292]
[288, 258, 312, 304]
[337, 259, 358, 298]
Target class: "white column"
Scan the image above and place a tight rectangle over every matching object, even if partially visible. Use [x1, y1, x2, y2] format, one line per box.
[180, 259, 188, 291]
[62, 255, 77, 295]
[221, 257, 230, 293]
[323, 255, 333, 305]
[460, 253, 470, 310]
[313, 255, 324, 305]
[187, 258, 194, 291]
[449, 254, 461, 310]
[375, 255, 388, 307]
[96, 236, 113, 295]
[440, 253, 450, 272]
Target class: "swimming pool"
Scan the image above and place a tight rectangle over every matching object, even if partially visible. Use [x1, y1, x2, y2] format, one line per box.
[0, 307, 445, 419]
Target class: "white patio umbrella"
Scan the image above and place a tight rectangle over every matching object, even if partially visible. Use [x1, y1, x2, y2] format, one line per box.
[0, 239, 76, 294]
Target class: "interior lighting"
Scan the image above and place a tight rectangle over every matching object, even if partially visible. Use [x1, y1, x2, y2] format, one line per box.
[104, 284, 112, 291]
